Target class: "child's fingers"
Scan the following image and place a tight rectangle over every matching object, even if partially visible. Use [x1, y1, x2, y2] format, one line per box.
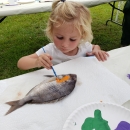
[38, 54, 53, 69]
[95, 52, 101, 61]
[89, 50, 109, 61]
[45, 53, 53, 61]
[41, 59, 51, 69]
[98, 51, 109, 61]
[105, 52, 109, 57]
[94, 51, 108, 61]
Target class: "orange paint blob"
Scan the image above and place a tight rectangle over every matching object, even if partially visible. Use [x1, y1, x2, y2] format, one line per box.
[56, 75, 70, 83]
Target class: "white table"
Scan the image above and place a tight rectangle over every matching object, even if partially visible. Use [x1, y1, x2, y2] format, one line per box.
[0, 46, 130, 130]
[102, 46, 130, 86]
[0, 0, 124, 17]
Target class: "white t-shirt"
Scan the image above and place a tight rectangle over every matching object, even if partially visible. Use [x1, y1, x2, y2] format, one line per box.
[36, 42, 92, 65]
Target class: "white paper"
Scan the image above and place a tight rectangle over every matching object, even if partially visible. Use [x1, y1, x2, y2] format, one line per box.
[0, 80, 8, 95]
[0, 57, 130, 130]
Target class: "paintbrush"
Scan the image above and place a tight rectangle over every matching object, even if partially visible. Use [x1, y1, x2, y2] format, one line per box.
[42, 47, 58, 78]
[42, 47, 70, 83]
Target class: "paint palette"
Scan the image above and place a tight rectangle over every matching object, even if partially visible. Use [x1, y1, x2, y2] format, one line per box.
[62, 102, 130, 130]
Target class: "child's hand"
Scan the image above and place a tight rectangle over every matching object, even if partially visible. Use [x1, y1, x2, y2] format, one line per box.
[36, 53, 53, 69]
[89, 50, 109, 61]
[86, 45, 109, 61]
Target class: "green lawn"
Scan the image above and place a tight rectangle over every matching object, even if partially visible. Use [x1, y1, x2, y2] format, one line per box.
[0, 3, 124, 79]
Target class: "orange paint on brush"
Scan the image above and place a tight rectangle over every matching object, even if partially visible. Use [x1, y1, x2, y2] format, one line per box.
[56, 75, 70, 83]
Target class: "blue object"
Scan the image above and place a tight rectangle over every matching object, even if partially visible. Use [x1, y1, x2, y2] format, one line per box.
[42, 47, 58, 77]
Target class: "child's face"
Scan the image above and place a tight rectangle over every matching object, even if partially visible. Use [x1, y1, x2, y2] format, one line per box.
[52, 21, 82, 56]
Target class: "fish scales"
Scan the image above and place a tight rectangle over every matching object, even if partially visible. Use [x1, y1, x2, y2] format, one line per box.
[29, 81, 67, 101]
[5, 74, 77, 115]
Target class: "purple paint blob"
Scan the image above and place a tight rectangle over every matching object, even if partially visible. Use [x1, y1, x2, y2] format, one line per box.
[115, 121, 130, 130]
[127, 74, 130, 79]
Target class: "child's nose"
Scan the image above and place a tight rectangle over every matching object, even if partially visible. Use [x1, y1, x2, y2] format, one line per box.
[61, 39, 69, 47]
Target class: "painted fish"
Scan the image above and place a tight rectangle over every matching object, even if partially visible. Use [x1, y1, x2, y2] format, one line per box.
[5, 74, 77, 115]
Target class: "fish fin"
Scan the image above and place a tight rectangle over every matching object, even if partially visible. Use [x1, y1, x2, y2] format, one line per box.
[26, 77, 56, 95]
[5, 100, 21, 115]
[6, 100, 19, 106]
[43, 75, 54, 77]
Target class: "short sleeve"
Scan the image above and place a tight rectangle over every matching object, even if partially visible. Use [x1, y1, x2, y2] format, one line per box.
[79, 42, 93, 53]
[36, 43, 54, 56]
[84, 42, 93, 52]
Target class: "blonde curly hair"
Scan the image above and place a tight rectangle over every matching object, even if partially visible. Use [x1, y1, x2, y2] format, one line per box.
[45, 0, 93, 43]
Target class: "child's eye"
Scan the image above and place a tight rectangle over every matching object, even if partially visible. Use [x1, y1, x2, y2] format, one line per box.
[57, 36, 63, 40]
[70, 39, 76, 41]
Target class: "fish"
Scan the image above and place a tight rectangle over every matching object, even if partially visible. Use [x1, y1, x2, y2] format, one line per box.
[5, 74, 77, 115]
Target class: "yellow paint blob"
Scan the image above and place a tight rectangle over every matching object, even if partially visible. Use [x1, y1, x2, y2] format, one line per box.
[56, 75, 70, 83]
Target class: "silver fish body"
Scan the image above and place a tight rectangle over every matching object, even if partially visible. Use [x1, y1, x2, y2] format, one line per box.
[5, 74, 77, 115]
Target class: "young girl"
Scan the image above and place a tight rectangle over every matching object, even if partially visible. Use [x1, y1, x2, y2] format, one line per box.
[17, 0, 109, 70]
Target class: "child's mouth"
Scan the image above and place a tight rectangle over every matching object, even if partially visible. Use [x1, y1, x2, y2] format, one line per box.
[61, 48, 68, 52]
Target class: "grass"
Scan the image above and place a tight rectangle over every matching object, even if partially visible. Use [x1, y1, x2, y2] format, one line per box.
[0, 3, 124, 80]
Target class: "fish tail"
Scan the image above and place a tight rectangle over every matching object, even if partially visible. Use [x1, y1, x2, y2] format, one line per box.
[5, 100, 20, 115]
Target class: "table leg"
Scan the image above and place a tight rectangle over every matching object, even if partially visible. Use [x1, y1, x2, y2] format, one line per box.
[0, 16, 7, 23]
[106, 1, 124, 26]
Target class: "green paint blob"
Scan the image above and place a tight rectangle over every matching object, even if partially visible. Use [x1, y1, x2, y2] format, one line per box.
[81, 109, 111, 130]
